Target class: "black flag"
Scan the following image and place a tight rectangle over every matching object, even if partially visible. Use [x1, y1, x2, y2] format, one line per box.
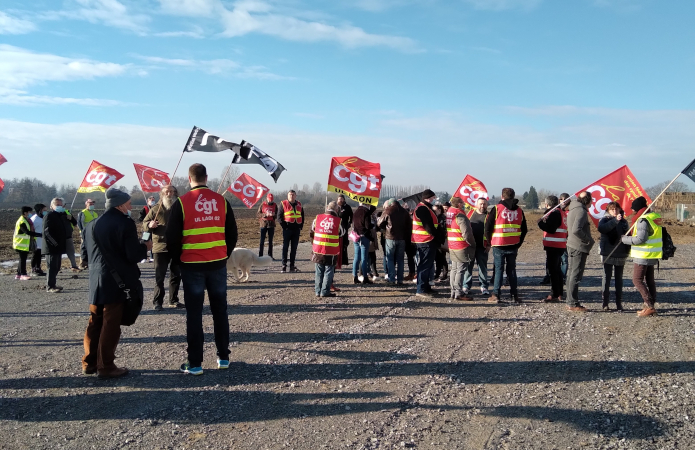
[184, 126, 250, 159]
[400, 191, 426, 210]
[682, 158, 695, 183]
[232, 141, 286, 183]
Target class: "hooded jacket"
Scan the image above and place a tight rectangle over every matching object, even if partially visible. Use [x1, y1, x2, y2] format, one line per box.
[484, 199, 528, 249]
[377, 202, 411, 241]
[566, 199, 595, 253]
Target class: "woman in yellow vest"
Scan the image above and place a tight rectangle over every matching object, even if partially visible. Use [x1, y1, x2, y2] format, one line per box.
[621, 197, 661, 317]
[13, 206, 42, 280]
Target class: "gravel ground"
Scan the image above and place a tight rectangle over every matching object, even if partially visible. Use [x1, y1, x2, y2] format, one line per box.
[1, 214, 695, 450]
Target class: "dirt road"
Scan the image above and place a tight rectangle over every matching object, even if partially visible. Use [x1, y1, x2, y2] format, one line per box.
[1, 210, 695, 449]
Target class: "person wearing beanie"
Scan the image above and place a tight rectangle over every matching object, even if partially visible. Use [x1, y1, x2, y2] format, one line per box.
[257, 192, 277, 259]
[412, 189, 440, 297]
[622, 196, 661, 317]
[484, 188, 528, 304]
[82, 188, 151, 379]
[30, 203, 48, 276]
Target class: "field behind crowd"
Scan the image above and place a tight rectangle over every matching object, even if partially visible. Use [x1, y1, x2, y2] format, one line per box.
[1, 207, 695, 449]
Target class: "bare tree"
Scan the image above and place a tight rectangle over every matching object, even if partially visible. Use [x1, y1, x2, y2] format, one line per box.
[646, 180, 691, 199]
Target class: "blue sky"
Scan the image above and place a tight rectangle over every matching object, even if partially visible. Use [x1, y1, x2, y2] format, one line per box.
[1, 0, 694, 196]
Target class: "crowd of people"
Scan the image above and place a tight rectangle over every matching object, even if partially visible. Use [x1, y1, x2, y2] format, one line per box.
[10, 166, 666, 378]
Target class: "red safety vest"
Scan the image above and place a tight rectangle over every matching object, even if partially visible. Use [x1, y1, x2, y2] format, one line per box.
[542, 209, 568, 249]
[312, 213, 341, 256]
[411, 202, 438, 244]
[282, 200, 303, 224]
[491, 203, 523, 247]
[261, 202, 276, 223]
[446, 207, 470, 251]
[179, 187, 227, 263]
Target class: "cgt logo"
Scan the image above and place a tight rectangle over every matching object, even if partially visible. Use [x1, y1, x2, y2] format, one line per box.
[332, 165, 380, 194]
[195, 194, 219, 215]
[230, 181, 265, 200]
[459, 185, 488, 207]
[86, 170, 118, 187]
[586, 185, 613, 220]
[319, 216, 335, 233]
[501, 209, 519, 222]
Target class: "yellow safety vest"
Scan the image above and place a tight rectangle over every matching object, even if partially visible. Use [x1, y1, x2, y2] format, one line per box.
[81, 208, 98, 224]
[629, 212, 663, 260]
[13, 216, 31, 251]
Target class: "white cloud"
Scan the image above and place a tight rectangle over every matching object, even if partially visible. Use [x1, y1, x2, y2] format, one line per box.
[0, 44, 128, 106]
[154, 29, 205, 38]
[57, 0, 150, 33]
[219, 0, 419, 51]
[0, 11, 36, 34]
[462, 0, 543, 11]
[157, 0, 218, 17]
[131, 53, 292, 79]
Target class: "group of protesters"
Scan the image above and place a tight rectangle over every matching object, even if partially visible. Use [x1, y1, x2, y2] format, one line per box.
[10, 168, 664, 379]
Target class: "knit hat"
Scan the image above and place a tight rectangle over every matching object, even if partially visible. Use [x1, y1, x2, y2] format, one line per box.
[631, 196, 648, 212]
[105, 188, 131, 209]
[422, 189, 436, 200]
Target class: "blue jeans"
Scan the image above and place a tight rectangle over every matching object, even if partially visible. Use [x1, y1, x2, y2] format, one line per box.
[259, 227, 274, 257]
[315, 263, 335, 296]
[352, 236, 371, 278]
[492, 247, 518, 297]
[561, 249, 568, 279]
[385, 239, 405, 283]
[181, 266, 230, 367]
[464, 246, 489, 291]
[416, 242, 436, 293]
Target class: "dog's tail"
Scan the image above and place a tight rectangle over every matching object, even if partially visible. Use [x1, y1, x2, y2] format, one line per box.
[252, 255, 273, 266]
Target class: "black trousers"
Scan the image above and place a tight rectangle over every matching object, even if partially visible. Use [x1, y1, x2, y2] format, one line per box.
[602, 263, 624, 306]
[31, 249, 43, 272]
[435, 248, 448, 278]
[259, 227, 274, 257]
[16, 250, 29, 276]
[406, 242, 416, 275]
[80, 231, 88, 264]
[341, 234, 350, 265]
[45, 253, 62, 288]
[545, 248, 564, 298]
[153, 252, 181, 306]
[282, 227, 301, 268]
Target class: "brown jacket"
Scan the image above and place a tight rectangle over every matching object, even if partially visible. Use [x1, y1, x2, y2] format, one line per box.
[257, 201, 277, 228]
[377, 202, 411, 241]
[143, 201, 174, 253]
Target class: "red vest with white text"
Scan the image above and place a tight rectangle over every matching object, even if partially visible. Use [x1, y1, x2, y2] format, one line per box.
[262, 202, 277, 224]
[542, 209, 567, 249]
[179, 187, 227, 263]
[312, 214, 340, 256]
[411, 202, 438, 244]
[491, 204, 523, 247]
[446, 207, 470, 251]
[282, 200, 303, 224]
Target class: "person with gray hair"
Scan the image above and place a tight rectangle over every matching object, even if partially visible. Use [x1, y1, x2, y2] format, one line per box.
[377, 198, 411, 284]
[311, 201, 343, 297]
[565, 191, 595, 312]
[42, 197, 70, 292]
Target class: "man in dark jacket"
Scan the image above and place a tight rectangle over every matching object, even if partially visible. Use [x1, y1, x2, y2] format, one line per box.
[377, 198, 411, 284]
[277, 190, 304, 273]
[413, 189, 439, 297]
[484, 188, 527, 303]
[337, 195, 353, 265]
[42, 198, 69, 292]
[82, 189, 151, 379]
[538, 195, 565, 303]
[565, 191, 595, 312]
[351, 202, 373, 284]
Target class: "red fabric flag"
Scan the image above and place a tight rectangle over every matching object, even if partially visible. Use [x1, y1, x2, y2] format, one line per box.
[452, 174, 489, 208]
[576, 165, 652, 226]
[77, 160, 124, 193]
[133, 163, 171, 193]
[227, 173, 269, 209]
[326, 157, 381, 206]
[0, 178, 4, 195]
[0, 153, 6, 166]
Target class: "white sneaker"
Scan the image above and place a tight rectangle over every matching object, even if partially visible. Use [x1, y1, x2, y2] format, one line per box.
[383, 274, 389, 280]
[462, 288, 469, 295]
[358, 275, 364, 282]
[371, 275, 379, 282]
[140, 259, 147, 264]
[481, 288, 490, 295]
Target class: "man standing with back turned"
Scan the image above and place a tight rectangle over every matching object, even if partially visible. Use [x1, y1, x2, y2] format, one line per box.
[166, 164, 238, 375]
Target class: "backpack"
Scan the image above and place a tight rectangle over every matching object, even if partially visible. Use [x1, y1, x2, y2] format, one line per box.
[661, 227, 676, 260]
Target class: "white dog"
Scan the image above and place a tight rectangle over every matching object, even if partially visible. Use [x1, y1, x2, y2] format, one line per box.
[227, 248, 273, 282]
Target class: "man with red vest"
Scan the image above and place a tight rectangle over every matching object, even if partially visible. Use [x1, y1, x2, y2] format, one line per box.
[166, 163, 238, 376]
[537, 195, 566, 303]
[464, 196, 490, 296]
[256, 192, 277, 259]
[311, 201, 343, 298]
[277, 190, 304, 273]
[446, 197, 475, 300]
[484, 188, 527, 303]
[412, 189, 440, 298]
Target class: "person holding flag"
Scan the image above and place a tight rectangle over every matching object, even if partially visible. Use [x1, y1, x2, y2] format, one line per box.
[621, 196, 661, 317]
[77, 198, 98, 269]
[463, 197, 490, 296]
[565, 191, 595, 312]
[537, 195, 566, 303]
[484, 188, 527, 303]
[598, 202, 629, 311]
[257, 193, 277, 259]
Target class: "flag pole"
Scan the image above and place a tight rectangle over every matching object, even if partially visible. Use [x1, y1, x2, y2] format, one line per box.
[540, 195, 576, 221]
[217, 159, 234, 194]
[69, 190, 79, 211]
[603, 170, 682, 260]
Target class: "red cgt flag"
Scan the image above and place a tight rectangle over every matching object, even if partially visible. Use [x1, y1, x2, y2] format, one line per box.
[0, 153, 6, 166]
[327, 157, 381, 206]
[0, 178, 4, 195]
[577, 165, 652, 226]
[133, 163, 171, 193]
[452, 174, 489, 208]
[77, 160, 124, 193]
[227, 173, 269, 209]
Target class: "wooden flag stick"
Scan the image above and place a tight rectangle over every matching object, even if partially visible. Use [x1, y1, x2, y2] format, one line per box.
[151, 149, 186, 225]
[217, 160, 234, 194]
[69, 190, 80, 211]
